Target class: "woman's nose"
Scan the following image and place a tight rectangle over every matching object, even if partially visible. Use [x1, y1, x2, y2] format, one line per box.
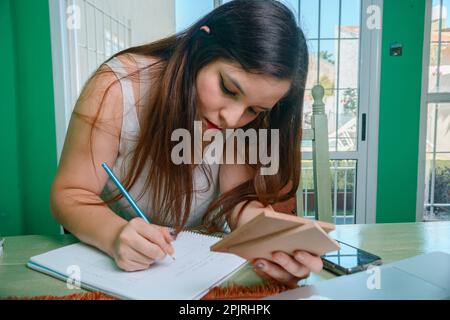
[220, 105, 245, 128]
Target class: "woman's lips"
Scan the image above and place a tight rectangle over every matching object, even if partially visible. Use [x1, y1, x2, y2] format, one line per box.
[205, 118, 221, 130]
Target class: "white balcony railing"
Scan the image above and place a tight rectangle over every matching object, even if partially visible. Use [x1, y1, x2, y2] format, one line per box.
[301, 165, 356, 224]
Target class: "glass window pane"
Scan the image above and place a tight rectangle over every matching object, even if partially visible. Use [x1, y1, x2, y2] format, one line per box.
[337, 89, 358, 152]
[436, 104, 450, 152]
[437, 42, 450, 92]
[425, 153, 450, 221]
[176, 0, 214, 32]
[429, 42, 439, 92]
[426, 2, 450, 221]
[338, 39, 359, 89]
[443, 0, 450, 29]
[300, 160, 315, 216]
[301, 1, 361, 155]
[430, 1, 450, 92]
[300, 0, 319, 39]
[300, 159, 356, 224]
[325, 89, 338, 152]
[302, 89, 313, 131]
[427, 104, 437, 153]
[320, 0, 340, 39]
[427, 205, 450, 220]
[331, 160, 356, 224]
[430, 1, 443, 92]
[319, 39, 337, 89]
[302, 89, 338, 153]
[340, 0, 360, 39]
[301, 140, 313, 153]
[425, 152, 434, 205]
[306, 40, 319, 89]
[434, 154, 450, 204]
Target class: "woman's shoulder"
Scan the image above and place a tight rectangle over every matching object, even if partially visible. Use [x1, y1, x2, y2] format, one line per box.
[113, 53, 161, 74]
[109, 53, 161, 127]
[107, 53, 162, 100]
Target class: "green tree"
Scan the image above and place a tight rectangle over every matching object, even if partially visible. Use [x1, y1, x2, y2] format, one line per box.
[319, 51, 335, 64]
[341, 88, 358, 114]
[319, 75, 334, 98]
[434, 166, 450, 205]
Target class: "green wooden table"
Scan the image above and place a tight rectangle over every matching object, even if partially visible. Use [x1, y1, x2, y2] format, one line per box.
[1, 221, 449, 298]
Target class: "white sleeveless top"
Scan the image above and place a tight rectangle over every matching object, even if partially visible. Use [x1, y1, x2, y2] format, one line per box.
[101, 55, 226, 229]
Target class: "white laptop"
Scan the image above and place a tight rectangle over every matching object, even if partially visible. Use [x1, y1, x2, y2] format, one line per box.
[263, 251, 450, 300]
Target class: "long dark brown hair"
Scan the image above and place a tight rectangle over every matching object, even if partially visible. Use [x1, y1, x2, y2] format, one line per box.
[76, 0, 309, 233]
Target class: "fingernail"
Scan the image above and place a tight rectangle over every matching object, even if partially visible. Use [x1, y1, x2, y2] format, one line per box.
[273, 252, 284, 262]
[276, 257, 286, 264]
[296, 252, 306, 262]
[255, 261, 265, 270]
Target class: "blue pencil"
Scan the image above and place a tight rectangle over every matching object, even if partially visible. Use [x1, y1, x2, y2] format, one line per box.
[102, 162, 150, 223]
[102, 162, 175, 259]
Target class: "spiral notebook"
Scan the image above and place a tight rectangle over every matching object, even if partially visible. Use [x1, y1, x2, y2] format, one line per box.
[27, 231, 246, 300]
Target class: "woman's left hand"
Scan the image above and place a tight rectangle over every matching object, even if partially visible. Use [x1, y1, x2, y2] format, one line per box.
[251, 251, 323, 288]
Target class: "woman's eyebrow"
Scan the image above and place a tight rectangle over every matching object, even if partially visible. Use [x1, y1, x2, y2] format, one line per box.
[223, 72, 272, 111]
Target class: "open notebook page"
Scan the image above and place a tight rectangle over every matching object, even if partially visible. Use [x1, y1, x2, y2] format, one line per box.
[28, 231, 246, 300]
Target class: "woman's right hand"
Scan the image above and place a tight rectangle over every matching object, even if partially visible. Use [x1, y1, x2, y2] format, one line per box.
[111, 218, 175, 271]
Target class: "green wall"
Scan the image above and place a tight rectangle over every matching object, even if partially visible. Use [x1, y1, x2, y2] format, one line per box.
[376, 0, 426, 223]
[0, 0, 23, 236]
[0, 0, 60, 236]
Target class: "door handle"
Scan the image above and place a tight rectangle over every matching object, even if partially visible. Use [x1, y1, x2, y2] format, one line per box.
[361, 113, 367, 142]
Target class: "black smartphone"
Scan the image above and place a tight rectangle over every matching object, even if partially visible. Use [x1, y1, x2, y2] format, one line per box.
[321, 240, 382, 276]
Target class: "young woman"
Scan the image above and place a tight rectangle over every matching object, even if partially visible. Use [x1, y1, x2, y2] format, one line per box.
[50, 0, 322, 289]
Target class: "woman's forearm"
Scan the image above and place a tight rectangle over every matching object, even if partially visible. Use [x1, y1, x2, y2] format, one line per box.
[50, 187, 128, 257]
